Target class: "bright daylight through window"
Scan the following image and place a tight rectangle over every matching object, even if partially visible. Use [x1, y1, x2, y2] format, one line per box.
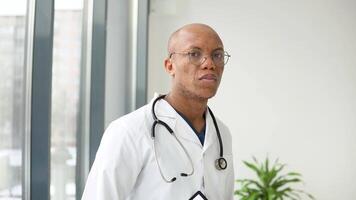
[0, 0, 27, 199]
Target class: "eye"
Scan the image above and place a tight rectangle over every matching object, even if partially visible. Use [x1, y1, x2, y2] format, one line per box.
[212, 51, 224, 60]
[188, 50, 202, 58]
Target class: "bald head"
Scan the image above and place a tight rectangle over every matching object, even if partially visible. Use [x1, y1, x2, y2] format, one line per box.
[167, 23, 223, 55]
[163, 23, 226, 101]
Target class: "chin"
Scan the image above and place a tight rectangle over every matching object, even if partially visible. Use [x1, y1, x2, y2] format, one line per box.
[177, 83, 219, 101]
[197, 89, 218, 100]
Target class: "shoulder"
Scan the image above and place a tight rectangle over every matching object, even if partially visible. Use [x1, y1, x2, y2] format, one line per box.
[104, 104, 151, 140]
[210, 112, 231, 139]
[214, 117, 230, 134]
[98, 104, 152, 153]
[94, 104, 152, 166]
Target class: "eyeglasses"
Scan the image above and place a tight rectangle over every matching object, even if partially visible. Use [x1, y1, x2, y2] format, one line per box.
[169, 49, 231, 67]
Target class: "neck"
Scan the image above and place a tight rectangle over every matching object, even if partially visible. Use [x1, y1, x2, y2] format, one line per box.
[164, 92, 207, 131]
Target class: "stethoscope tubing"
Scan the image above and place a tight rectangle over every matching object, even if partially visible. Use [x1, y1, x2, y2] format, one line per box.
[207, 107, 223, 158]
[151, 95, 227, 183]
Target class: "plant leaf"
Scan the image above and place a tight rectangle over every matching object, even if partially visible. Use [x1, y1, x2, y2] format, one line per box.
[235, 157, 315, 200]
[243, 160, 262, 177]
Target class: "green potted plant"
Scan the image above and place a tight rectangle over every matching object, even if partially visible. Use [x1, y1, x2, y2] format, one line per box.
[235, 157, 315, 200]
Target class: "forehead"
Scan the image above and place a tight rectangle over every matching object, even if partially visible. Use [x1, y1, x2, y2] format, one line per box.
[171, 27, 223, 51]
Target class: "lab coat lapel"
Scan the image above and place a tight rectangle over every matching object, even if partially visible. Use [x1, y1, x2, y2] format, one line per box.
[174, 115, 202, 146]
[157, 102, 202, 146]
[151, 94, 201, 146]
[172, 106, 218, 149]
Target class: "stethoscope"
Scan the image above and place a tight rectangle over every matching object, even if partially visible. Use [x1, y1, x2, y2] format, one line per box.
[151, 95, 227, 183]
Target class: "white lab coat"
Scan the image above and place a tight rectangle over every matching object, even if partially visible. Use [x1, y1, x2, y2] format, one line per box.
[82, 95, 234, 200]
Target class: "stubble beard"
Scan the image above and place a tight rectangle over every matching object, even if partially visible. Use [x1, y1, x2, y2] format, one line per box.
[176, 82, 218, 102]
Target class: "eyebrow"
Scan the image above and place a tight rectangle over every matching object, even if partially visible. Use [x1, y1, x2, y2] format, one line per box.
[186, 46, 224, 52]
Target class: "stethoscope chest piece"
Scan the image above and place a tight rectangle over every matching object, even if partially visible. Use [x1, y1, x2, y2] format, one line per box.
[215, 157, 227, 170]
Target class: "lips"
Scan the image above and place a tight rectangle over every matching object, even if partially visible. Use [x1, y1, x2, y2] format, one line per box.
[199, 74, 218, 81]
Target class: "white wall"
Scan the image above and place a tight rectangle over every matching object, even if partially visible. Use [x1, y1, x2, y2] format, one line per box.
[148, 0, 356, 199]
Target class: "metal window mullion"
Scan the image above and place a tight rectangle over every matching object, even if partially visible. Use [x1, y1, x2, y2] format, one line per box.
[88, 0, 107, 169]
[135, 0, 149, 108]
[28, 0, 55, 199]
[23, 0, 36, 198]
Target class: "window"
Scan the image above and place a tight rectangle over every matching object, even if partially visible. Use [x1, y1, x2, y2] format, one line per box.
[0, 0, 27, 199]
[0, 0, 140, 198]
[50, 0, 83, 199]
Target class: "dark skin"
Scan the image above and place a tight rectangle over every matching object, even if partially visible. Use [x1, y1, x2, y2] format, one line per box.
[164, 23, 225, 133]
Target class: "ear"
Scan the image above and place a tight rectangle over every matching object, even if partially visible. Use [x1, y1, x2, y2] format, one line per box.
[164, 58, 175, 77]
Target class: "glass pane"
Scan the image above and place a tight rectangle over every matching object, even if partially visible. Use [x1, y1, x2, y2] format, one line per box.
[50, 0, 83, 199]
[0, 0, 27, 199]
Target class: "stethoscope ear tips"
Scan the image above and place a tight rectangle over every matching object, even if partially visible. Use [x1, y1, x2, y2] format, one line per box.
[170, 177, 177, 182]
[215, 157, 227, 170]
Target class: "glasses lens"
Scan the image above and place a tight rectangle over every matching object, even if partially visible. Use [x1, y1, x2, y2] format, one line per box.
[188, 50, 203, 65]
[212, 50, 225, 66]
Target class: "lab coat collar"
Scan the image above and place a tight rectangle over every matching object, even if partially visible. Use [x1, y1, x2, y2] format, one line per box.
[150, 93, 177, 119]
[149, 93, 217, 150]
[148, 93, 177, 132]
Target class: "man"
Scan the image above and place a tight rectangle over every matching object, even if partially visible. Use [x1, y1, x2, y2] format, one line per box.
[82, 23, 234, 200]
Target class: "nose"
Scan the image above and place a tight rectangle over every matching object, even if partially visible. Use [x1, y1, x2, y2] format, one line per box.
[200, 56, 216, 70]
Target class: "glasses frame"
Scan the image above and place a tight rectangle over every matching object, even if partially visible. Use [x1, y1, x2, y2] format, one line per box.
[169, 50, 231, 67]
